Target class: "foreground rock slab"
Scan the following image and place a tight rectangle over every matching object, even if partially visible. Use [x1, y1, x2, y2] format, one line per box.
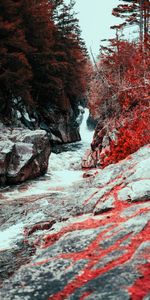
[0, 126, 51, 185]
[0, 145, 150, 299]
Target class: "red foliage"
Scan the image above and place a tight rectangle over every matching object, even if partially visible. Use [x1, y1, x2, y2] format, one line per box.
[46, 199, 150, 300]
[0, 0, 87, 122]
[87, 35, 150, 167]
[88, 38, 150, 118]
[129, 263, 150, 300]
[101, 106, 150, 167]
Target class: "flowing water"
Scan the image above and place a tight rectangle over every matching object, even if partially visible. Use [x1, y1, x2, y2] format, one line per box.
[0, 108, 94, 251]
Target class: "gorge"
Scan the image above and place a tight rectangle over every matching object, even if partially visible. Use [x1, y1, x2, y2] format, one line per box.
[0, 0, 150, 298]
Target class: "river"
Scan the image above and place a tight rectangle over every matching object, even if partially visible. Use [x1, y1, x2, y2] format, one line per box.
[0, 108, 94, 251]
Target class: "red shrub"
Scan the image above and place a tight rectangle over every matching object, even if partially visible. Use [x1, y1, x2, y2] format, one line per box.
[101, 106, 150, 167]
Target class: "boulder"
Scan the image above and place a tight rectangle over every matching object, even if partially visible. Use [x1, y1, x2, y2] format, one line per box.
[0, 127, 51, 185]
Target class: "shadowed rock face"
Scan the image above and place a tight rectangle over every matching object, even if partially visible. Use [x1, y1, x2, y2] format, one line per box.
[42, 108, 81, 144]
[82, 123, 118, 169]
[0, 127, 51, 185]
[0, 145, 150, 299]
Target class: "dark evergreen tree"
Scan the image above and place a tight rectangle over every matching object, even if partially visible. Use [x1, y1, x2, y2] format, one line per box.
[0, 0, 32, 121]
[0, 0, 87, 126]
[50, 0, 87, 111]
[22, 0, 57, 108]
[112, 0, 150, 43]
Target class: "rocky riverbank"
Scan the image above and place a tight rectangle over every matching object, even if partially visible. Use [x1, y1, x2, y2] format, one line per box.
[0, 105, 85, 186]
[0, 144, 150, 299]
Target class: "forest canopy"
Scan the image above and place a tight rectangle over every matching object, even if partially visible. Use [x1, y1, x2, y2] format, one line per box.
[0, 0, 87, 124]
[87, 0, 150, 166]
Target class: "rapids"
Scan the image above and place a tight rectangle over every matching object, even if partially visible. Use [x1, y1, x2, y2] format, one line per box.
[0, 108, 94, 250]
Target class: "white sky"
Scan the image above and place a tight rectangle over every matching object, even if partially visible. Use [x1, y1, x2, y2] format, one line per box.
[74, 0, 120, 57]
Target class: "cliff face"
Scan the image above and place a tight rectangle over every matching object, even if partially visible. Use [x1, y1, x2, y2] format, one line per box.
[82, 119, 117, 168]
[39, 104, 81, 144]
[0, 101, 82, 145]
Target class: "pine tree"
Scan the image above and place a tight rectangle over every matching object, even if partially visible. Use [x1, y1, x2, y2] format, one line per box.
[0, 0, 32, 121]
[22, 0, 57, 108]
[0, 0, 87, 125]
[51, 0, 87, 111]
[112, 0, 150, 43]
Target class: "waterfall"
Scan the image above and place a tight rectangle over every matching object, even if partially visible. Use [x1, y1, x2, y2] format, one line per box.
[80, 108, 94, 144]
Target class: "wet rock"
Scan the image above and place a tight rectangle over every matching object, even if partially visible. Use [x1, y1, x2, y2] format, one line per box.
[94, 196, 115, 215]
[86, 113, 98, 130]
[0, 128, 51, 185]
[83, 170, 98, 178]
[118, 180, 150, 202]
[0, 140, 14, 185]
[0, 145, 150, 299]
[0, 242, 35, 286]
[41, 106, 81, 144]
[125, 157, 150, 182]
[0, 99, 82, 145]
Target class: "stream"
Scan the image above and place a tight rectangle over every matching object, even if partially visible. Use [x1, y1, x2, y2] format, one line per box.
[1, 110, 150, 299]
[0, 108, 94, 252]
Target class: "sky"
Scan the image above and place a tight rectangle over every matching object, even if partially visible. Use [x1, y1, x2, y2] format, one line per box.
[72, 0, 140, 59]
[74, 0, 120, 57]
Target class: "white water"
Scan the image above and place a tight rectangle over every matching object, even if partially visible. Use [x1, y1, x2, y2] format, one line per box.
[1, 108, 94, 199]
[80, 108, 94, 144]
[46, 108, 94, 188]
[0, 108, 94, 250]
[0, 223, 24, 251]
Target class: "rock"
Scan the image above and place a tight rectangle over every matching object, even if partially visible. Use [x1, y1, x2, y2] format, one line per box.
[0, 100, 82, 145]
[94, 196, 115, 214]
[83, 170, 98, 178]
[126, 157, 150, 182]
[118, 180, 150, 202]
[49, 133, 62, 144]
[0, 145, 150, 299]
[0, 140, 14, 184]
[0, 128, 51, 185]
[82, 149, 98, 168]
[82, 115, 120, 169]
[76, 105, 84, 126]
[86, 113, 98, 130]
[40, 107, 81, 144]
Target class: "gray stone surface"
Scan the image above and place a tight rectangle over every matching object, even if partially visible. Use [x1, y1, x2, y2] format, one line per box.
[0, 128, 51, 185]
[0, 144, 150, 299]
[94, 196, 115, 214]
[118, 180, 150, 202]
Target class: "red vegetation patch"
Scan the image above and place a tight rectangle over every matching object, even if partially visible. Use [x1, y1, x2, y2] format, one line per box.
[48, 219, 150, 300]
[87, 36, 150, 168]
[42, 217, 114, 249]
[101, 107, 150, 167]
[129, 263, 150, 300]
[43, 184, 150, 300]
[80, 291, 92, 300]
[24, 220, 56, 236]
